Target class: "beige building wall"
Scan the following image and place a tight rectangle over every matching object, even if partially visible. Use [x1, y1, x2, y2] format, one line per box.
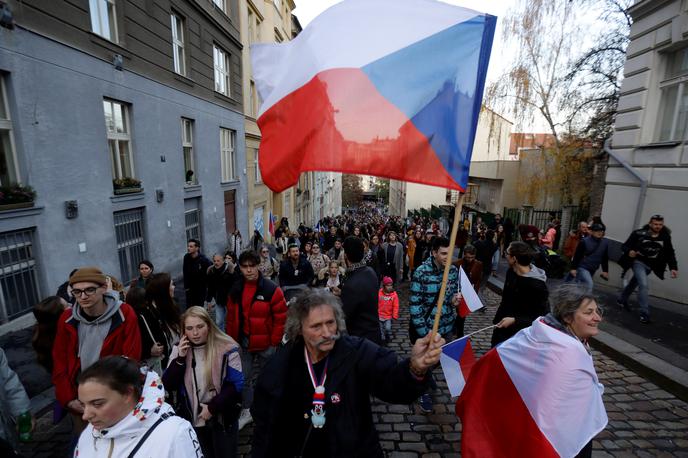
[400, 107, 515, 214]
[240, 0, 297, 241]
[602, 0, 688, 303]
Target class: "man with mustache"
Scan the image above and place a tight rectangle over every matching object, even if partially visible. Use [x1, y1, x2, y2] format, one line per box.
[251, 289, 444, 457]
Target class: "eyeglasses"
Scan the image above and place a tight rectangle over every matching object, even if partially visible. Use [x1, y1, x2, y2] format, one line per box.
[72, 286, 100, 297]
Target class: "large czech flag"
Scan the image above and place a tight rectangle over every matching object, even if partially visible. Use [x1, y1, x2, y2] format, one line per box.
[251, 0, 496, 192]
[456, 318, 608, 457]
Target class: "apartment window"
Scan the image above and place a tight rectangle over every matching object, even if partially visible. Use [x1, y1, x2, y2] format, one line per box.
[171, 14, 186, 76]
[103, 100, 135, 181]
[212, 0, 228, 15]
[0, 77, 18, 186]
[0, 229, 41, 323]
[185, 205, 202, 245]
[220, 128, 236, 182]
[248, 9, 261, 45]
[89, 0, 118, 42]
[114, 209, 147, 282]
[213, 45, 231, 96]
[249, 80, 258, 117]
[657, 48, 688, 141]
[182, 118, 196, 184]
[253, 148, 262, 183]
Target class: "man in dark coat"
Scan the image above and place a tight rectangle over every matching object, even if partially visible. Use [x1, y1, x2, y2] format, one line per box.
[491, 241, 549, 347]
[279, 244, 315, 302]
[182, 238, 212, 308]
[340, 237, 381, 344]
[618, 215, 678, 323]
[251, 289, 443, 458]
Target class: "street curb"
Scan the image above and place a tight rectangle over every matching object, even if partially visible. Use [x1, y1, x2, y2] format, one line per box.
[485, 276, 688, 403]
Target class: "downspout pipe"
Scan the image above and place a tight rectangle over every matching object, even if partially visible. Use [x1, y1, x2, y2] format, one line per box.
[603, 139, 647, 230]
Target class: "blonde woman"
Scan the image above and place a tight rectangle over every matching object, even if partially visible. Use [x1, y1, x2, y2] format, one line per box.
[162, 306, 243, 458]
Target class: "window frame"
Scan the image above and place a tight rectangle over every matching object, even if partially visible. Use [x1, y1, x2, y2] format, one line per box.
[656, 48, 688, 142]
[182, 118, 196, 185]
[171, 13, 186, 76]
[254, 147, 262, 184]
[89, 0, 118, 42]
[220, 128, 236, 183]
[212, 0, 228, 15]
[213, 45, 232, 97]
[0, 77, 19, 187]
[103, 99, 136, 181]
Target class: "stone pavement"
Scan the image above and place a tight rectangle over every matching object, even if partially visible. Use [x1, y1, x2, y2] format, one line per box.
[7, 283, 688, 457]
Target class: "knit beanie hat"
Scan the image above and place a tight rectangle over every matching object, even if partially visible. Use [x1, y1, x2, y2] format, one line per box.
[69, 267, 107, 286]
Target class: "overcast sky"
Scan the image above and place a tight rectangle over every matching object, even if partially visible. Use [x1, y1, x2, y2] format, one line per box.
[292, 0, 517, 84]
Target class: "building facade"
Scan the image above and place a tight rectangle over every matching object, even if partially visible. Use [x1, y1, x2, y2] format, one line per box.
[602, 0, 688, 304]
[0, 0, 247, 329]
[240, 0, 298, 241]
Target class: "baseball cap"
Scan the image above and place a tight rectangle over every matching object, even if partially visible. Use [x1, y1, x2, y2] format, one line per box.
[590, 223, 606, 232]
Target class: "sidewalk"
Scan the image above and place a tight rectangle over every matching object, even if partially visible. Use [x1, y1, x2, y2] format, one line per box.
[488, 256, 688, 401]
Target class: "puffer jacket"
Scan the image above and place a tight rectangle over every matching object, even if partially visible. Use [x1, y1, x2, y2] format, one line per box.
[75, 371, 201, 457]
[409, 256, 458, 338]
[226, 275, 287, 352]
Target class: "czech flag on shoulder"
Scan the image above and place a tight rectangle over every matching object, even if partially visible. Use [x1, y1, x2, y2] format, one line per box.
[439, 335, 476, 397]
[457, 318, 608, 457]
[251, 0, 496, 192]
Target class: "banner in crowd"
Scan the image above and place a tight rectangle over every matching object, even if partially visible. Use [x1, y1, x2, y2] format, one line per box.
[251, 0, 496, 192]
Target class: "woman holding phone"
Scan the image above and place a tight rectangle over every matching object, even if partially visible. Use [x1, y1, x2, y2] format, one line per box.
[162, 306, 243, 458]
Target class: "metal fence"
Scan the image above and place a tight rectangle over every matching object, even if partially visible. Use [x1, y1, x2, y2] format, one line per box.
[114, 208, 147, 282]
[0, 229, 41, 323]
[185, 208, 202, 247]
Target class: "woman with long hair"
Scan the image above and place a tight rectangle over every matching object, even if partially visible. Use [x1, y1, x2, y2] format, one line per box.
[129, 260, 154, 290]
[162, 307, 243, 458]
[75, 356, 201, 457]
[135, 273, 181, 372]
[32, 296, 67, 374]
[307, 243, 330, 285]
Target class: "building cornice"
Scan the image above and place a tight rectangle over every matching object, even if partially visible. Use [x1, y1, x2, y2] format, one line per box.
[628, 0, 675, 21]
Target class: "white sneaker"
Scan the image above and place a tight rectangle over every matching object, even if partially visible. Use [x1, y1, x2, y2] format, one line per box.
[238, 408, 253, 430]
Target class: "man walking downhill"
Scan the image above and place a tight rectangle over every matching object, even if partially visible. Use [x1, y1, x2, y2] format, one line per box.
[617, 215, 678, 324]
[226, 250, 288, 430]
[183, 238, 212, 308]
[568, 223, 609, 293]
[409, 236, 460, 413]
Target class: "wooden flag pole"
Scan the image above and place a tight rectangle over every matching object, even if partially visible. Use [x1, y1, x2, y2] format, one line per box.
[431, 193, 465, 337]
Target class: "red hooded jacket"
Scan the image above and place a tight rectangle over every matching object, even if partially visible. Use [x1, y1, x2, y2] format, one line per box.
[52, 299, 141, 408]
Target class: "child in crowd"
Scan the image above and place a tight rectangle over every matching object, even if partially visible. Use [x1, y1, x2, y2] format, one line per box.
[378, 276, 399, 343]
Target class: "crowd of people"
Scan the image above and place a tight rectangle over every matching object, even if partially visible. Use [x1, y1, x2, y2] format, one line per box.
[0, 203, 678, 457]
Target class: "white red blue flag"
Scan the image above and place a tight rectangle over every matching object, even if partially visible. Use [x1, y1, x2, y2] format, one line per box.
[457, 318, 608, 457]
[251, 0, 496, 192]
[458, 266, 483, 317]
[439, 335, 476, 398]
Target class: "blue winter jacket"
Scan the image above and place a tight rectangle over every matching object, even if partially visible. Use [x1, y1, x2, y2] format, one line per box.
[409, 256, 459, 337]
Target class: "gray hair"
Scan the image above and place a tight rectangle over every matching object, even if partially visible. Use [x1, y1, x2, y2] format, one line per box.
[549, 283, 599, 324]
[284, 289, 347, 341]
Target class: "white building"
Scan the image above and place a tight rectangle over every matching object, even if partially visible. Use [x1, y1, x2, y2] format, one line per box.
[602, 0, 688, 304]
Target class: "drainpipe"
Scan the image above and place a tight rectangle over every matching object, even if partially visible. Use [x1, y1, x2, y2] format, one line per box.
[603, 139, 647, 229]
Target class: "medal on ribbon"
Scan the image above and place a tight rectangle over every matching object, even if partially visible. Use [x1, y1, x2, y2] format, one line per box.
[305, 346, 328, 428]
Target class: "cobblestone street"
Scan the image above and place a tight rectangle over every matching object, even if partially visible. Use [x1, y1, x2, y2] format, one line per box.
[15, 284, 688, 457]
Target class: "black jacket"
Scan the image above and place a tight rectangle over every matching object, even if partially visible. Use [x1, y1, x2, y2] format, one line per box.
[279, 257, 315, 288]
[619, 225, 678, 279]
[183, 253, 212, 293]
[492, 266, 549, 347]
[251, 337, 429, 458]
[341, 266, 381, 344]
[205, 263, 236, 305]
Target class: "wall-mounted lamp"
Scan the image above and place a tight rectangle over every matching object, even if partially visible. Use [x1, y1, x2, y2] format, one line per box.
[65, 200, 78, 219]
